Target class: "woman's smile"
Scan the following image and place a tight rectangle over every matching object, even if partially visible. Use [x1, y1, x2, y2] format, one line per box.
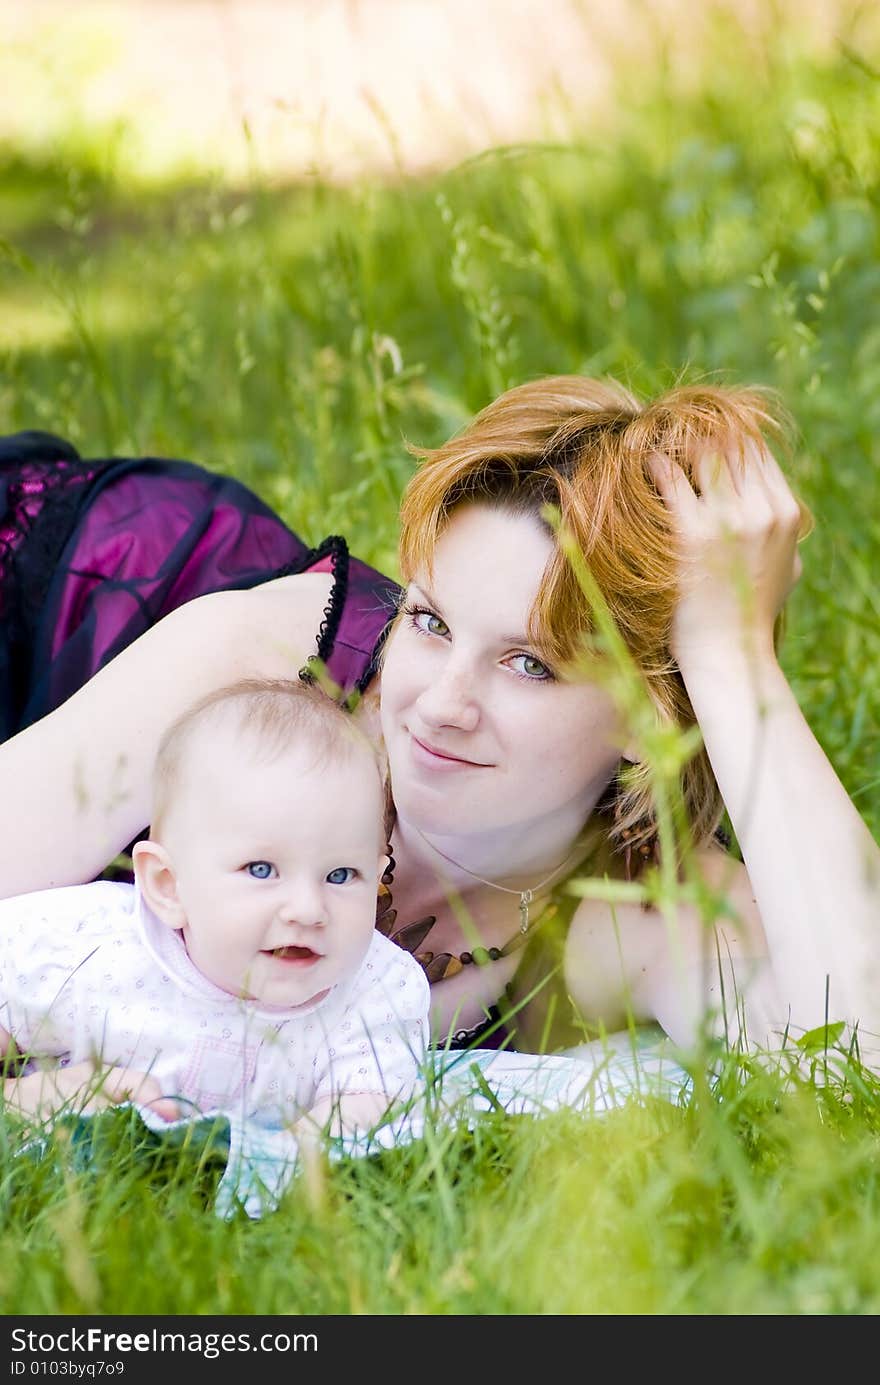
[409, 731, 492, 771]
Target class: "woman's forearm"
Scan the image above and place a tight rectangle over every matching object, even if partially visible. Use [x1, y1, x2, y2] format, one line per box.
[0, 591, 245, 895]
[0, 584, 322, 899]
[684, 650, 880, 1046]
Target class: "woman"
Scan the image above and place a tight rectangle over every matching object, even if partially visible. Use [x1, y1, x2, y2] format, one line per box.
[1, 375, 878, 1089]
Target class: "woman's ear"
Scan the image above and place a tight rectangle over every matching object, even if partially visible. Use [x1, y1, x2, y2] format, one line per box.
[617, 680, 680, 766]
[132, 839, 187, 930]
[612, 718, 641, 766]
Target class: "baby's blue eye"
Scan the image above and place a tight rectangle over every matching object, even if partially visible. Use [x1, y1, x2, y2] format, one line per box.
[326, 867, 356, 885]
[246, 861, 273, 879]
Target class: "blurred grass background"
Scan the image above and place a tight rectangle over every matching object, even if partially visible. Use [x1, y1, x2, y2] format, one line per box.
[1, 0, 880, 1315]
[1, 0, 878, 838]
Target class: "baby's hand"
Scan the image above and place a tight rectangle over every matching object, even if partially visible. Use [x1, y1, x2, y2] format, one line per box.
[290, 1093, 394, 1207]
[295, 1092, 391, 1142]
[3, 1060, 180, 1123]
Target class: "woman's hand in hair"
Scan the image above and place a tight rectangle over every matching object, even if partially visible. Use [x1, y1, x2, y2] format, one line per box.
[648, 439, 805, 678]
[649, 436, 880, 1056]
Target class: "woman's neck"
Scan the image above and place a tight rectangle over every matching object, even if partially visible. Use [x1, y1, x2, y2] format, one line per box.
[392, 802, 601, 895]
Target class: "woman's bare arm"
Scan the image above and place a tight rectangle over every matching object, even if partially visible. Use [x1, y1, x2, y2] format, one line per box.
[648, 441, 880, 1057]
[0, 575, 332, 898]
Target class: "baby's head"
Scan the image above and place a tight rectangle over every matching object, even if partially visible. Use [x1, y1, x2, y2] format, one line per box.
[132, 678, 390, 1010]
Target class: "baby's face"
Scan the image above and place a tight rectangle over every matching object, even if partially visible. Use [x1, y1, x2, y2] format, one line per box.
[162, 736, 386, 1010]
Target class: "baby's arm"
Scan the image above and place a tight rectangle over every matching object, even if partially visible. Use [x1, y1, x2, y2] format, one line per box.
[304, 942, 430, 1139]
[2, 1057, 180, 1123]
[294, 1091, 393, 1141]
[0, 888, 180, 1122]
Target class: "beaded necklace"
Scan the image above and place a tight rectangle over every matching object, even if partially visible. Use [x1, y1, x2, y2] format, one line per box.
[375, 828, 589, 984]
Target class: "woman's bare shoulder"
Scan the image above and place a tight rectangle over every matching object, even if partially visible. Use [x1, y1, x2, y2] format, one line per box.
[233, 571, 335, 676]
[563, 845, 765, 1032]
[568, 846, 761, 936]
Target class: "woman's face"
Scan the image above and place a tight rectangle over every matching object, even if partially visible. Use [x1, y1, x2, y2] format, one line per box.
[379, 503, 626, 844]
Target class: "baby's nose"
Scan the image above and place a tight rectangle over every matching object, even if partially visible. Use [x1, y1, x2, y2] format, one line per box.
[277, 882, 324, 927]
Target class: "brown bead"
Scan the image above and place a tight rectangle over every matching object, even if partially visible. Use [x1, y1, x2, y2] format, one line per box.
[414, 951, 434, 966]
[374, 907, 397, 936]
[460, 951, 473, 966]
[488, 947, 501, 961]
[441, 956, 464, 979]
[423, 953, 455, 983]
[392, 916, 437, 953]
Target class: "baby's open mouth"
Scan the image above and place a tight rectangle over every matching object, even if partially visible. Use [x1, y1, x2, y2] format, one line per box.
[268, 945, 319, 962]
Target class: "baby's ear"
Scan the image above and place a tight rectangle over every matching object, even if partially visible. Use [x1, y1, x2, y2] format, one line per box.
[132, 839, 186, 930]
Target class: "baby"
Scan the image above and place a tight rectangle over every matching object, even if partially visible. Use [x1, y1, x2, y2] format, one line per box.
[0, 678, 429, 1136]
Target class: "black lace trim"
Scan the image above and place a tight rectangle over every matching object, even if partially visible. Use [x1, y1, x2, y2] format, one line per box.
[294, 535, 350, 699]
[354, 595, 400, 698]
[445, 1006, 506, 1051]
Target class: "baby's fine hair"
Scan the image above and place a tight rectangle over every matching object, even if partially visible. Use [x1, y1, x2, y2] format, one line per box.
[399, 375, 812, 859]
[151, 677, 389, 838]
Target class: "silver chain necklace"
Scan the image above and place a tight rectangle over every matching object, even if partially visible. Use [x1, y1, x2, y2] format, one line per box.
[408, 823, 587, 934]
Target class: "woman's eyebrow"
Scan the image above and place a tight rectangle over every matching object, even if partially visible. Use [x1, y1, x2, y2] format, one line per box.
[408, 580, 440, 609]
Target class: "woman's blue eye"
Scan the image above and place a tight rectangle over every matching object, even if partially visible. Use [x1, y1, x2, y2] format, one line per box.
[326, 867, 356, 885]
[246, 861, 273, 879]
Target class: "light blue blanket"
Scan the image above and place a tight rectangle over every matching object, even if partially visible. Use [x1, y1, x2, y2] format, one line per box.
[117, 1028, 694, 1218]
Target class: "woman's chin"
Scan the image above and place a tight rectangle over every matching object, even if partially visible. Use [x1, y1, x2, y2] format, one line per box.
[399, 792, 505, 841]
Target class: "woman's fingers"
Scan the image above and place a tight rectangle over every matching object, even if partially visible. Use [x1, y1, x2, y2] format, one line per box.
[653, 438, 801, 536]
[695, 446, 743, 502]
[648, 436, 805, 668]
[649, 445, 748, 520]
[646, 452, 700, 519]
[751, 441, 808, 532]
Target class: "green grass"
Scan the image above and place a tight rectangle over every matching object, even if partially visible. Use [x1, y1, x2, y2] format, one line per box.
[1, 6, 880, 1315]
[3, 1048, 880, 1315]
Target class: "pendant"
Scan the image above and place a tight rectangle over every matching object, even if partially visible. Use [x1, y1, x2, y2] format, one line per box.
[519, 889, 533, 934]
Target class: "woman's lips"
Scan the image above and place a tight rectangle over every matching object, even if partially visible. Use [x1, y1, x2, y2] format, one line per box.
[409, 733, 489, 771]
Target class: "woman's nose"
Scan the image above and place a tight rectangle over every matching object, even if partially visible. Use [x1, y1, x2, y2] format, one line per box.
[415, 657, 480, 732]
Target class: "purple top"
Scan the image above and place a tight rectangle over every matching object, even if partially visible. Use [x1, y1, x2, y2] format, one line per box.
[0, 431, 401, 741]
